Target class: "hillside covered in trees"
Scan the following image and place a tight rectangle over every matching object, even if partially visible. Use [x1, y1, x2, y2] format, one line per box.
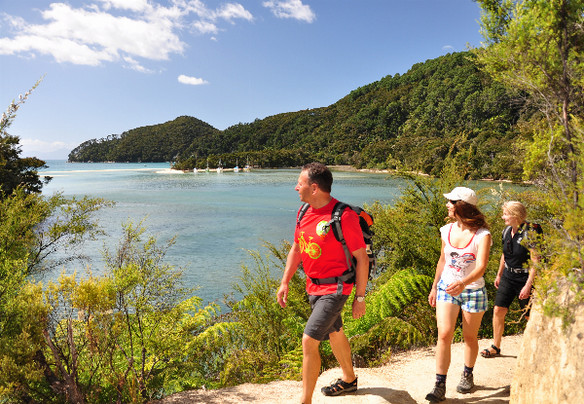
[68, 52, 531, 180]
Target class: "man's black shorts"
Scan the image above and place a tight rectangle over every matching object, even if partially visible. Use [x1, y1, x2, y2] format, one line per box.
[304, 294, 349, 341]
[494, 272, 532, 313]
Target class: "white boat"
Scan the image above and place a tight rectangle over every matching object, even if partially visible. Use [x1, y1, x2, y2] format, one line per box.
[233, 159, 240, 173]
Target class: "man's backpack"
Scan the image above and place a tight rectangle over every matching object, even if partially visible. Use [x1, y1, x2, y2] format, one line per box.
[297, 201, 376, 286]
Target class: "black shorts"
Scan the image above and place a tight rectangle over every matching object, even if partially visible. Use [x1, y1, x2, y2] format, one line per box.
[304, 294, 349, 341]
[494, 271, 532, 313]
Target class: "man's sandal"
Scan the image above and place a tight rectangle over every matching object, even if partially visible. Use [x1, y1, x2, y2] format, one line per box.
[321, 377, 358, 396]
[481, 344, 501, 358]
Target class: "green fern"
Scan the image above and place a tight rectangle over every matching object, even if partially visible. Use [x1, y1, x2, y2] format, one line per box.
[345, 268, 432, 335]
[262, 346, 303, 381]
[341, 268, 434, 366]
[351, 316, 429, 366]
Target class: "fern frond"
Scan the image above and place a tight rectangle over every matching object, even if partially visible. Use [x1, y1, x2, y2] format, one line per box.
[350, 316, 431, 366]
[187, 321, 241, 351]
[345, 268, 433, 335]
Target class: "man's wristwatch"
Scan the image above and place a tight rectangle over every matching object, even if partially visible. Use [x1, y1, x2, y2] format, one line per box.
[355, 295, 365, 303]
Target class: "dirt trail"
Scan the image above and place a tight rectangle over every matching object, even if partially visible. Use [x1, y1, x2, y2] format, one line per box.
[155, 335, 521, 403]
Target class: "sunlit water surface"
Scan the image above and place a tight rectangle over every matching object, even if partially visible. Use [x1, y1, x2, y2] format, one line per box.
[40, 161, 406, 304]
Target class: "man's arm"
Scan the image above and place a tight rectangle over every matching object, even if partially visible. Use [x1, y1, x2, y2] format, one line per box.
[351, 247, 368, 319]
[277, 242, 302, 308]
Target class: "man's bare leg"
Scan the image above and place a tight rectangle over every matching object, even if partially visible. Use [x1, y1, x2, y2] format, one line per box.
[302, 333, 321, 404]
[329, 328, 356, 383]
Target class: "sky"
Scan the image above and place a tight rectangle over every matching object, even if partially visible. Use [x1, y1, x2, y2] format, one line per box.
[0, 0, 486, 160]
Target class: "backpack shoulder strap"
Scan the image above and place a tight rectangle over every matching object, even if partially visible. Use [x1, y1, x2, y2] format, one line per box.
[296, 202, 310, 227]
[330, 202, 349, 242]
[502, 226, 512, 242]
[329, 202, 354, 273]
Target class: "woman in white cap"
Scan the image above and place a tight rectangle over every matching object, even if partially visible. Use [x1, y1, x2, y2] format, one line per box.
[425, 187, 492, 403]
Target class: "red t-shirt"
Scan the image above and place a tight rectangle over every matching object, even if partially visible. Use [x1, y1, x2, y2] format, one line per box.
[294, 198, 366, 295]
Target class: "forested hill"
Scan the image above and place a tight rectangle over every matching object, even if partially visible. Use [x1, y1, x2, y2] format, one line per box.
[68, 52, 530, 180]
[68, 116, 220, 163]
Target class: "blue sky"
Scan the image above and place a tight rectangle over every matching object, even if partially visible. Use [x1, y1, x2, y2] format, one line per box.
[1, 0, 485, 160]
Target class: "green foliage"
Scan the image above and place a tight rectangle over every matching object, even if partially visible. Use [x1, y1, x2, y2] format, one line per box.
[221, 242, 309, 385]
[68, 116, 220, 163]
[69, 53, 528, 180]
[0, 219, 225, 403]
[344, 269, 435, 366]
[0, 280, 53, 404]
[475, 0, 584, 325]
[0, 187, 113, 276]
[367, 177, 447, 279]
[0, 78, 50, 197]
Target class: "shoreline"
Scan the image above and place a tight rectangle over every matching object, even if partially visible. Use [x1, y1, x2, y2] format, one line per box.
[52, 161, 527, 184]
[328, 164, 523, 184]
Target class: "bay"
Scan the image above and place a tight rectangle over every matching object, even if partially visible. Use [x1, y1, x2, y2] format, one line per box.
[39, 161, 405, 304]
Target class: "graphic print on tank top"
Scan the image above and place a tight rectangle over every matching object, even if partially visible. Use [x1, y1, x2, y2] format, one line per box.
[448, 251, 476, 272]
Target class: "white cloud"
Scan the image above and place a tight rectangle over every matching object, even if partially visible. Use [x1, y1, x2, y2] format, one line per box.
[98, 0, 151, 12]
[193, 20, 219, 34]
[123, 56, 155, 73]
[216, 3, 253, 23]
[263, 0, 315, 23]
[188, 1, 253, 33]
[178, 74, 208, 85]
[0, 1, 254, 68]
[20, 138, 77, 154]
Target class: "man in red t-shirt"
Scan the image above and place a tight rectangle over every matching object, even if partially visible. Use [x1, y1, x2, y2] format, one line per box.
[277, 162, 368, 404]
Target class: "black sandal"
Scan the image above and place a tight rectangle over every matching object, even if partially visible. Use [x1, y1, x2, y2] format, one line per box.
[321, 377, 358, 396]
[481, 344, 501, 358]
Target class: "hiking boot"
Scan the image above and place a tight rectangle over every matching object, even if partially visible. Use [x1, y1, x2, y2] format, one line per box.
[425, 382, 445, 402]
[456, 371, 474, 394]
[320, 377, 358, 396]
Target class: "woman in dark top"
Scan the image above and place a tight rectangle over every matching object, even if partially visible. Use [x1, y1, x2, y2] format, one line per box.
[481, 201, 542, 358]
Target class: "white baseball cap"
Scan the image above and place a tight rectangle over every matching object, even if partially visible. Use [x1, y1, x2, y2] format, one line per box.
[443, 187, 478, 206]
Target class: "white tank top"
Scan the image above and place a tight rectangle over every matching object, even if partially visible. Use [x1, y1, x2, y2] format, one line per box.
[440, 223, 491, 289]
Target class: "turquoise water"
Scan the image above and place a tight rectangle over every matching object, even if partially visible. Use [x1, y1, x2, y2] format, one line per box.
[40, 161, 405, 304]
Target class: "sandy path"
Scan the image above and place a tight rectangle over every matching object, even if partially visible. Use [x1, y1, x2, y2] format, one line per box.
[154, 335, 521, 404]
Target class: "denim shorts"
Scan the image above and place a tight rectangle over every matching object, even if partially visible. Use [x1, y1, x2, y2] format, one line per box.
[304, 294, 349, 341]
[436, 279, 488, 313]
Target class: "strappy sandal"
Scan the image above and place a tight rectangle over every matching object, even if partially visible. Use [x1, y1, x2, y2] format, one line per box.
[481, 344, 501, 358]
[320, 377, 358, 396]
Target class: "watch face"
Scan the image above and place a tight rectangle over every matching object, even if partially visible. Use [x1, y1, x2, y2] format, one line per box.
[356, 296, 365, 302]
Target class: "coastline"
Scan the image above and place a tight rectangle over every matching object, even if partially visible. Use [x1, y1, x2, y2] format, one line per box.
[329, 165, 523, 184]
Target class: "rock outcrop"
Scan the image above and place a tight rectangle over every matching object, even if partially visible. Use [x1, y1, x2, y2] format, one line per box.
[511, 280, 584, 403]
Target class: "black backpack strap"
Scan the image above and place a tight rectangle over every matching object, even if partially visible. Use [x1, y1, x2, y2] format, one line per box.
[296, 202, 310, 227]
[329, 202, 355, 274]
[502, 226, 512, 243]
[310, 268, 355, 284]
